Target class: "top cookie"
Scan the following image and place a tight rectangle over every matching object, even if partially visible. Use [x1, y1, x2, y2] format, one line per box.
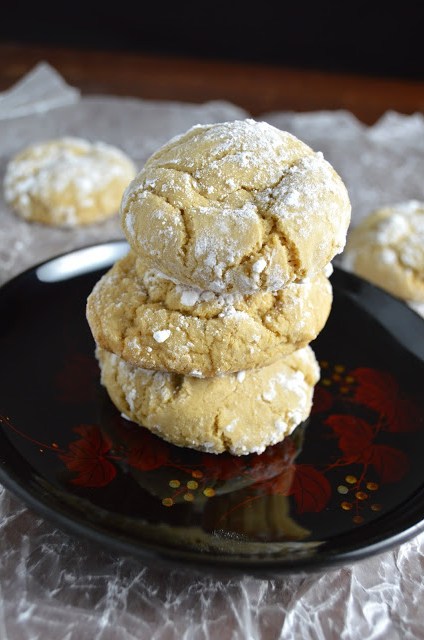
[121, 119, 351, 294]
[343, 200, 424, 302]
[4, 137, 137, 226]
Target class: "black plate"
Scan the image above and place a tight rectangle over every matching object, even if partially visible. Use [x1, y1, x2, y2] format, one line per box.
[1, 241, 424, 576]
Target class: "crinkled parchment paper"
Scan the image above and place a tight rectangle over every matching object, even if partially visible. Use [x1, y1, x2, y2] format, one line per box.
[1, 64, 424, 640]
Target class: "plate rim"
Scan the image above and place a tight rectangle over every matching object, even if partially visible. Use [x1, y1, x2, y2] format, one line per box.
[1, 437, 424, 577]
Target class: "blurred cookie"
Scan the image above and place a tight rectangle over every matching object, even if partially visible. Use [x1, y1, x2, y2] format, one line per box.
[121, 119, 351, 294]
[343, 201, 424, 302]
[97, 345, 320, 455]
[86, 251, 332, 377]
[4, 137, 137, 226]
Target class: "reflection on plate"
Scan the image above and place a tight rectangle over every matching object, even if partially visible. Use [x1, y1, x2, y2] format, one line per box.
[0, 241, 423, 576]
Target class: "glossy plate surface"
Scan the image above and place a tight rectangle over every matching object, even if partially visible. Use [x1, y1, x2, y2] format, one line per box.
[0, 241, 423, 576]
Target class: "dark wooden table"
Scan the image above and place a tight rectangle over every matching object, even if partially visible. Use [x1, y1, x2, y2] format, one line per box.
[1, 42, 424, 124]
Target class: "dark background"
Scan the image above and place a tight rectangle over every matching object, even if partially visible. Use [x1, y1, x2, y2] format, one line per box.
[1, 2, 423, 79]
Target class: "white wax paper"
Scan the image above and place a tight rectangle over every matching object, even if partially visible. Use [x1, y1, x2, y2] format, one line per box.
[1, 64, 424, 639]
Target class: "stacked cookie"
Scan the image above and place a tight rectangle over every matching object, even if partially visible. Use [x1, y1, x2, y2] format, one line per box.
[87, 120, 351, 455]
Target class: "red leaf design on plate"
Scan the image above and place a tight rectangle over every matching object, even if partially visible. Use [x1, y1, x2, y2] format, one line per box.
[289, 464, 331, 513]
[326, 414, 374, 462]
[311, 386, 334, 414]
[326, 414, 409, 482]
[368, 445, 409, 483]
[59, 425, 116, 487]
[352, 368, 421, 432]
[128, 439, 170, 471]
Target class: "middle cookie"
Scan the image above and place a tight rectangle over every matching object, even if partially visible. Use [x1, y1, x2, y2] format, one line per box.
[86, 251, 332, 377]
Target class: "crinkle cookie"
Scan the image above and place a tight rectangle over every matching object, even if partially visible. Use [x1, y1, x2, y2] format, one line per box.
[121, 119, 350, 294]
[97, 345, 320, 455]
[4, 137, 137, 226]
[86, 251, 332, 377]
[342, 201, 424, 302]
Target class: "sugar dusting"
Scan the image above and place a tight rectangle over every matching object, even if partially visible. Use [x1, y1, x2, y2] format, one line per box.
[180, 288, 201, 307]
[252, 258, 267, 274]
[153, 329, 171, 343]
[261, 369, 307, 405]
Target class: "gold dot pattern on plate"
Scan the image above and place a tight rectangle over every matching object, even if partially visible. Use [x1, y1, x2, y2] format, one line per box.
[318, 361, 357, 396]
[367, 482, 379, 491]
[355, 491, 368, 501]
[353, 515, 364, 524]
[160, 465, 221, 508]
[337, 472, 383, 524]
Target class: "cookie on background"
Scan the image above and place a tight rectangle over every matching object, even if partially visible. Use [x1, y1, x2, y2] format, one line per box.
[342, 201, 424, 316]
[4, 137, 137, 226]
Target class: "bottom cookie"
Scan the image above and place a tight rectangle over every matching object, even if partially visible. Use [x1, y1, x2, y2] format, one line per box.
[97, 346, 320, 456]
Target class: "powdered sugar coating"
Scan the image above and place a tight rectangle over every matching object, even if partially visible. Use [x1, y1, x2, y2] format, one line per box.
[153, 329, 171, 343]
[4, 137, 137, 226]
[121, 119, 351, 293]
